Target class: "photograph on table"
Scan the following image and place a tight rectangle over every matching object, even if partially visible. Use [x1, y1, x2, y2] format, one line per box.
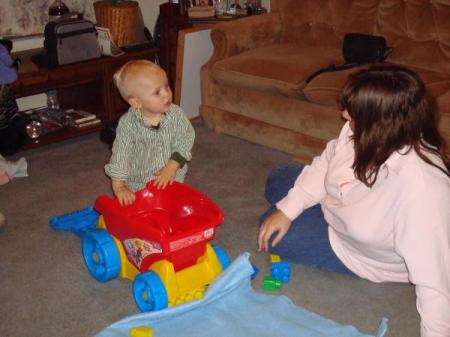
[188, 0, 214, 6]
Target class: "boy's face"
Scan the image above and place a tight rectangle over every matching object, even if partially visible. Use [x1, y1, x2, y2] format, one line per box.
[131, 67, 172, 116]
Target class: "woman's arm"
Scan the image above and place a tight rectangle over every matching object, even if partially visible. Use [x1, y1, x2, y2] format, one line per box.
[258, 123, 353, 251]
[277, 122, 352, 220]
[395, 184, 450, 337]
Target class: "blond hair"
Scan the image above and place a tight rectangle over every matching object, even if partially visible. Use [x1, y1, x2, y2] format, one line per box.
[113, 60, 163, 101]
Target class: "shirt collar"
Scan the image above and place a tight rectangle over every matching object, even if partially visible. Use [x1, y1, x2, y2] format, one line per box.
[131, 107, 169, 129]
[386, 143, 425, 174]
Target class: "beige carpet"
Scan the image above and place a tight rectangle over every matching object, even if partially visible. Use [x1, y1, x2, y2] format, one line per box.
[0, 120, 418, 337]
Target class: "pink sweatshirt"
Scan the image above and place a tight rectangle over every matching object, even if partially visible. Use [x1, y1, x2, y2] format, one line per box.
[277, 123, 450, 337]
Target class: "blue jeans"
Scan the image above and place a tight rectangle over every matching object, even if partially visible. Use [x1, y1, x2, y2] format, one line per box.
[261, 163, 354, 275]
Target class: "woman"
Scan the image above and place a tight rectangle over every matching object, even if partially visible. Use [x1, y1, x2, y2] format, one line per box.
[258, 65, 450, 337]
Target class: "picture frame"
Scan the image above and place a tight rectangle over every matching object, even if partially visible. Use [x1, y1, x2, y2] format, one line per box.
[188, 0, 214, 7]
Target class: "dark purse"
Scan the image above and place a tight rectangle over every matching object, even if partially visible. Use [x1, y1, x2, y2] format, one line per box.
[342, 33, 392, 64]
[44, 13, 101, 68]
[306, 33, 393, 83]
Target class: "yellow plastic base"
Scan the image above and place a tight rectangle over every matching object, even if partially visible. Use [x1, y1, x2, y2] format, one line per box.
[129, 326, 153, 337]
[150, 244, 222, 306]
[99, 215, 224, 307]
[97, 215, 139, 280]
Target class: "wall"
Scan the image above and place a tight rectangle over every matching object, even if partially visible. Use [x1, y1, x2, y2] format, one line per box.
[11, 0, 269, 51]
[12, 0, 269, 110]
[178, 0, 270, 118]
[11, 0, 166, 52]
[1, 0, 95, 37]
[179, 28, 214, 118]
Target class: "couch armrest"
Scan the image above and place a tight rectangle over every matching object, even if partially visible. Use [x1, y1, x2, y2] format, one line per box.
[205, 13, 282, 66]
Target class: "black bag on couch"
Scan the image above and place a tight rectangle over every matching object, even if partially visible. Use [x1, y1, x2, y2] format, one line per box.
[342, 33, 392, 64]
[306, 33, 393, 83]
[44, 14, 101, 68]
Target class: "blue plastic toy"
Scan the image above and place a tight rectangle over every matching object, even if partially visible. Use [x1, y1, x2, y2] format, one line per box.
[250, 264, 259, 280]
[49, 206, 98, 237]
[270, 261, 291, 283]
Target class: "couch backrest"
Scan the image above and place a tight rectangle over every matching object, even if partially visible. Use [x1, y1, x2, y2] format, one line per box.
[375, 0, 450, 74]
[271, 0, 450, 74]
[272, 0, 379, 49]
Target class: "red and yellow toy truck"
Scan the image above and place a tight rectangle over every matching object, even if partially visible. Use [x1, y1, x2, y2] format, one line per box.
[50, 182, 230, 312]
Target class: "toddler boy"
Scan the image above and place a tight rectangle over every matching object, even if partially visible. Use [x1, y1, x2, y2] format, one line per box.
[105, 60, 195, 206]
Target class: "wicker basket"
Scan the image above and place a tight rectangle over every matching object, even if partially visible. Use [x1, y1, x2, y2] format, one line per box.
[94, 0, 139, 47]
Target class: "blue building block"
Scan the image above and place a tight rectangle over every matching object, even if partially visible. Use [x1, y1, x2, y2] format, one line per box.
[49, 206, 99, 237]
[270, 261, 291, 283]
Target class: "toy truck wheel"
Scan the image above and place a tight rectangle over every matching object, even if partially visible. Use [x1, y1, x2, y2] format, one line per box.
[212, 244, 231, 270]
[82, 229, 120, 282]
[132, 271, 168, 312]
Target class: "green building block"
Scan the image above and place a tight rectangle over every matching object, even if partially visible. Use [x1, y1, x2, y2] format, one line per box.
[263, 275, 282, 290]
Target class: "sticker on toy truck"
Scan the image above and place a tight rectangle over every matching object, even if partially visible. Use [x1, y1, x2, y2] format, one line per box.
[169, 228, 215, 251]
[124, 238, 162, 268]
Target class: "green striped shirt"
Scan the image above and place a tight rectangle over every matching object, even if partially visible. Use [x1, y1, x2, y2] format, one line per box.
[105, 104, 195, 191]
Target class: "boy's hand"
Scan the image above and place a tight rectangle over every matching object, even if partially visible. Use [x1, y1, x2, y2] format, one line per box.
[112, 180, 135, 206]
[153, 160, 180, 189]
[258, 210, 292, 252]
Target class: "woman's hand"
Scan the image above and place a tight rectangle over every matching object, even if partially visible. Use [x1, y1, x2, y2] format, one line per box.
[258, 210, 292, 251]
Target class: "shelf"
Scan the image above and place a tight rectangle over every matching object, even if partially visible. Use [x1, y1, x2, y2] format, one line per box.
[11, 47, 157, 152]
[20, 123, 104, 151]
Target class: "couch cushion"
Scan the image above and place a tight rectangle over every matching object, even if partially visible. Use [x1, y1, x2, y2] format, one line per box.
[211, 43, 342, 98]
[303, 62, 450, 108]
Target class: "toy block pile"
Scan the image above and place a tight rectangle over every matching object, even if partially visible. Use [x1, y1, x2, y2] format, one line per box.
[262, 254, 291, 291]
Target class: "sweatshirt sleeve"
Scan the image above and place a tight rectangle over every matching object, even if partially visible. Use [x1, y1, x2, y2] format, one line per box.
[395, 182, 450, 337]
[276, 122, 351, 220]
[104, 115, 134, 181]
[171, 106, 195, 162]
[0, 44, 17, 85]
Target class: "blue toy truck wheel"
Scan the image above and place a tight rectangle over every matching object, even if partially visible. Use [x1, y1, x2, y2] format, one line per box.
[212, 244, 231, 270]
[82, 229, 120, 282]
[133, 271, 168, 312]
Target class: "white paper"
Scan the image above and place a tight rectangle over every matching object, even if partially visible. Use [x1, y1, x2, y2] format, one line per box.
[96, 26, 125, 57]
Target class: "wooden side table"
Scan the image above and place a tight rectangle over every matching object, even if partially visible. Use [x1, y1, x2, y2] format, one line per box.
[11, 46, 157, 150]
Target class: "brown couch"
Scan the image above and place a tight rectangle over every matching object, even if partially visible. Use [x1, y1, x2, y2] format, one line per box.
[200, 0, 450, 162]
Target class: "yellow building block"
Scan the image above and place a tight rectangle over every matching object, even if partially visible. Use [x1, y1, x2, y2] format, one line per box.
[129, 326, 153, 337]
[270, 254, 281, 263]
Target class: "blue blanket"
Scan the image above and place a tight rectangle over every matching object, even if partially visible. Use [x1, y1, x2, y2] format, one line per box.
[95, 253, 388, 337]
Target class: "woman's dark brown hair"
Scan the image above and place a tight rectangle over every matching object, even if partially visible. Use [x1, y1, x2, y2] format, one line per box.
[340, 64, 450, 187]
